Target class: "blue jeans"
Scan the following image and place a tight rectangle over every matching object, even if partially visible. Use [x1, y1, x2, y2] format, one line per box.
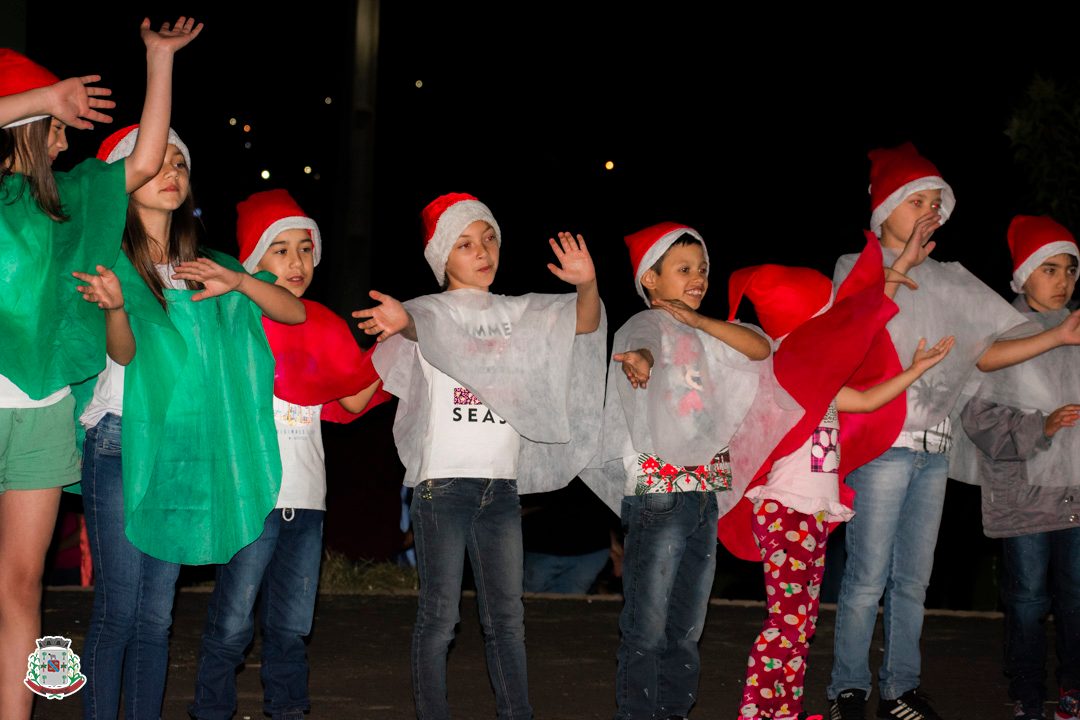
[190, 508, 324, 720]
[828, 447, 949, 701]
[81, 413, 181, 720]
[615, 492, 718, 720]
[523, 548, 610, 594]
[1002, 527, 1080, 707]
[410, 478, 531, 720]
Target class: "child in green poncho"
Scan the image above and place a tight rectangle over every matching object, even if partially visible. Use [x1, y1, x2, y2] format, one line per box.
[0, 17, 201, 720]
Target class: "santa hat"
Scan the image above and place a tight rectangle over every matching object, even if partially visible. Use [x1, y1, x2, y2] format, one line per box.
[1007, 214, 1080, 293]
[727, 264, 833, 340]
[96, 123, 191, 171]
[0, 49, 60, 129]
[421, 192, 501, 285]
[624, 221, 708, 305]
[236, 189, 322, 273]
[868, 142, 956, 238]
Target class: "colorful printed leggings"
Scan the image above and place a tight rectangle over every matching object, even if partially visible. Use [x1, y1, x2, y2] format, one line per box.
[739, 501, 830, 719]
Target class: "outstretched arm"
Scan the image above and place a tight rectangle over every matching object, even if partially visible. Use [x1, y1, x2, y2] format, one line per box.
[124, 16, 203, 193]
[977, 310, 1080, 371]
[0, 76, 114, 129]
[171, 258, 305, 324]
[651, 299, 771, 360]
[352, 290, 416, 342]
[547, 232, 600, 334]
[837, 335, 955, 413]
[73, 265, 135, 365]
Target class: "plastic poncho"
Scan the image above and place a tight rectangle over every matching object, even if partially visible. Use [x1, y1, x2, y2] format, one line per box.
[580, 308, 768, 514]
[0, 159, 127, 398]
[833, 247, 1028, 433]
[372, 289, 607, 493]
[262, 298, 391, 423]
[109, 250, 281, 565]
[952, 298, 1080, 488]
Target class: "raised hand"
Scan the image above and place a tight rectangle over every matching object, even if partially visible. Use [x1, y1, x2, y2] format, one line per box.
[45, 76, 114, 130]
[546, 232, 595, 287]
[895, 212, 940, 270]
[910, 335, 955, 374]
[140, 16, 204, 54]
[73, 265, 124, 310]
[612, 348, 654, 389]
[352, 290, 413, 342]
[1045, 404, 1080, 438]
[652, 298, 703, 329]
[171, 258, 242, 301]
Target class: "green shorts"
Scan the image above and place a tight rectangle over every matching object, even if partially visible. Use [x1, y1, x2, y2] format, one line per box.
[0, 394, 80, 493]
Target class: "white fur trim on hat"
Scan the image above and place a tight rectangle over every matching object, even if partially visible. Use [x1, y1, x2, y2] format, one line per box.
[241, 217, 322, 273]
[2, 114, 48, 129]
[869, 177, 955, 238]
[634, 227, 708, 305]
[104, 127, 191, 171]
[1011, 240, 1080, 294]
[423, 199, 501, 286]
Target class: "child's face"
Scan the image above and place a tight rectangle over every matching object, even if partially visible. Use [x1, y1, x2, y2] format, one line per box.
[256, 228, 315, 297]
[46, 119, 67, 165]
[131, 144, 190, 213]
[641, 242, 708, 309]
[1022, 252, 1078, 312]
[444, 220, 499, 291]
[880, 189, 943, 249]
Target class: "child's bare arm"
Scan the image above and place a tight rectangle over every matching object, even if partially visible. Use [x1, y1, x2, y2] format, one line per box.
[546, 232, 601, 334]
[612, 349, 653, 389]
[651, 299, 771, 360]
[0, 76, 114, 130]
[353, 290, 416, 342]
[337, 379, 383, 414]
[73, 265, 135, 365]
[885, 213, 940, 299]
[837, 335, 955, 413]
[977, 310, 1080, 371]
[171, 258, 305, 324]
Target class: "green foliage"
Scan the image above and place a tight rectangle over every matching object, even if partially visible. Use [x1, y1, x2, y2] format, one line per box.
[1006, 75, 1080, 229]
[318, 550, 419, 593]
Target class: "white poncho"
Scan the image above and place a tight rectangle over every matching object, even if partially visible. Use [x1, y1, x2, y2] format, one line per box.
[372, 289, 607, 494]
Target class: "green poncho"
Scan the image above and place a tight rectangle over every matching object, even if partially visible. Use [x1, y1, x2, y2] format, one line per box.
[0, 159, 127, 398]
[101, 251, 281, 565]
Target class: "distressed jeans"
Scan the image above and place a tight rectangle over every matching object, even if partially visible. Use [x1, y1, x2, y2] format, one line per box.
[615, 491, 719, 720]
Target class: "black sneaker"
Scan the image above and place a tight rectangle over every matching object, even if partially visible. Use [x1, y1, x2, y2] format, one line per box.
[877, 688, 943, 719]
[830, 689, 868, 720]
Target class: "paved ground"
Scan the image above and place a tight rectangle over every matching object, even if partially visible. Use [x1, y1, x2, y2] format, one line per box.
[26, 587, 1031, 719]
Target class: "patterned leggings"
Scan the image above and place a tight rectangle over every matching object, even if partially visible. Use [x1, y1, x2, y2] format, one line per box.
[739, 501, 830, 720]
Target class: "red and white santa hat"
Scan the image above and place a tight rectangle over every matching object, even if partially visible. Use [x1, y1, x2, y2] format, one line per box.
[868, 142, 956, 238]
[624, 221, 708, 306]
[421, 192, 501, 285]
[0, 49, 60, 129]
[1007, 214, 1079, 293]
[96, 123, 191, 171]
[236, 189, 322, 272]
[727, 263, 833, 340]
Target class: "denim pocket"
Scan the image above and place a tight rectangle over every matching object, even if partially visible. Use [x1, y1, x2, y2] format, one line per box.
[641, 492, 679, 521]
[94, 423, 123, 457]
[426, 478, 458, 491]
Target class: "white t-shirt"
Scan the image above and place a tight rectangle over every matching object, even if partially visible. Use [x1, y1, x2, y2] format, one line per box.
[273, 396, 327, 510]
[0, 374, 69, 408]
[745, 400, 853, 522]
[79, 264, 186, 428]
[417, 351, 520, 481]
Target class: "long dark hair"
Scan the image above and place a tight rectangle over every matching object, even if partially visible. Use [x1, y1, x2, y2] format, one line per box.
[0, 118, 69, 221]
[123, 189, 204, 309]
